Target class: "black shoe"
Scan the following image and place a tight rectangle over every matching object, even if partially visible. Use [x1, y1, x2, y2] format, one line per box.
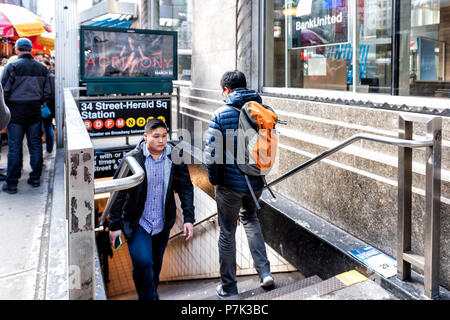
[0, 173, 5, 181]
[27, 178, 40, 187]
[216, 284, 237, 299]
[2, 184, 17, 194]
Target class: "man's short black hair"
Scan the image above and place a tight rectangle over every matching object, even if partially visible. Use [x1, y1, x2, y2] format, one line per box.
[220, 70, 247, 90]
[145, 118, 168, 133]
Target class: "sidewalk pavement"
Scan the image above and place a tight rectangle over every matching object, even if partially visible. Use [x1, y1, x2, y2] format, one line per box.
[0, 139, 56, 300]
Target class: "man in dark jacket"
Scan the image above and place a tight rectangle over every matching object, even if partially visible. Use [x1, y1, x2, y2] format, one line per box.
[1, 38, 51, 194]
[204, 71, 274, 298]
[109, 119, 195, 300]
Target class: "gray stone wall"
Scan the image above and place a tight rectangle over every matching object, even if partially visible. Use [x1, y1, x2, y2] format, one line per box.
[263, 97, 450, 290]
[191, 0, 237, 90]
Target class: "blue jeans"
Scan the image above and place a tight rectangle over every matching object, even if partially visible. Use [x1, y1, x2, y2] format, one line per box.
[127, 225, 170, 300]
[6, 121, 43, 187]
[42, 118, 54, 153]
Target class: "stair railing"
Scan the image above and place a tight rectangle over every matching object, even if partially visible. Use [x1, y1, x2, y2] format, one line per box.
[265, 113, 442, 299]
[94, 156, 145, 232]
[177, 113, 442, 298]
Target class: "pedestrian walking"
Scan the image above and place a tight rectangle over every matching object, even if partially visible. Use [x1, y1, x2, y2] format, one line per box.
[109, 118, 195, 300]
[0, 83, 10, 182]
[204, 70, 275, 298]
[1, 38, 51, 194]
[41, 59, 55, 154]
[0, 83, 10, 130]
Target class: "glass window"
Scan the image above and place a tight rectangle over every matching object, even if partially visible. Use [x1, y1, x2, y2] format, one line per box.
[264, 0, 393, 94]
[357, 0, 392, 94]
[159, 0, 192, 80]
[399, 0, 450, 98]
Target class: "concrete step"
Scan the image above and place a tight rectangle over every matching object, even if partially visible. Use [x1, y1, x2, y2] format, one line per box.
[158, 272, 304, 300]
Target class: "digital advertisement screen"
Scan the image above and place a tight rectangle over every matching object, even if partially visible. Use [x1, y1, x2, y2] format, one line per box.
[81, 27, 177, 80]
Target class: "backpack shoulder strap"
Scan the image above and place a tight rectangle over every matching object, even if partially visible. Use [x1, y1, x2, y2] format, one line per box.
[244, 174, 261, 210]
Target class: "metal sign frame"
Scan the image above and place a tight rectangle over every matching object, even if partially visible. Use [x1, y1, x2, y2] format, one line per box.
[79, 26, 178, 95]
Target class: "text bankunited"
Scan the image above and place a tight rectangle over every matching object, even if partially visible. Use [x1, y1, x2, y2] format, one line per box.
[295, 12, 343, 30]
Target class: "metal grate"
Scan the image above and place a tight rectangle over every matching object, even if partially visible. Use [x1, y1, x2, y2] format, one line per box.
[245, 276, 322, 300]
[225, 277, 304, 300]
[273, 276, 346, 300]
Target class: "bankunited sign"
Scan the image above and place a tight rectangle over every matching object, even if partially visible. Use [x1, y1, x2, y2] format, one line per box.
[291, 0, 348, 49]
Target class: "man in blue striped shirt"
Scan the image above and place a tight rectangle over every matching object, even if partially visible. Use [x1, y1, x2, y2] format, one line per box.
[110, 118, 195, 300]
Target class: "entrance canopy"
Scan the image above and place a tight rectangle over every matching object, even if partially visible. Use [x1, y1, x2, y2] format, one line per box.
[80, 0, 138, 28]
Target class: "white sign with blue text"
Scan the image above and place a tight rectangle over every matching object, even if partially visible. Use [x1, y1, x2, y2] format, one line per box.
[349, 246, 397, 278]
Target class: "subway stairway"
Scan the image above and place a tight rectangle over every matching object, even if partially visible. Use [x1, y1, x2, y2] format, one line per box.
[95, 161, 445, 301]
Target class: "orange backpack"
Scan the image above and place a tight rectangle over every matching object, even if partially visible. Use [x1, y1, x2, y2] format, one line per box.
[235, 101, 285, 207]
[236, 101, 280, 175]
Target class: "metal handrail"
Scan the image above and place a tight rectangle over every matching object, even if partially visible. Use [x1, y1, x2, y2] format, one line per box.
[267, 133, 433, 189]
[166, 133, 433, 240]
[169, 212, 218, 240]
[94, 156, 145, 232]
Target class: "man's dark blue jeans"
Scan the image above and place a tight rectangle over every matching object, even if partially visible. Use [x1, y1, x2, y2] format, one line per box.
[127, 225, 170, 300]
[42, 118, 54, 153]
[6, 121, 42, 188]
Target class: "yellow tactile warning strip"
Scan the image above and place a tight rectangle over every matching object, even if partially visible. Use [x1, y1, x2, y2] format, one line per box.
[335, 270, 368, 287]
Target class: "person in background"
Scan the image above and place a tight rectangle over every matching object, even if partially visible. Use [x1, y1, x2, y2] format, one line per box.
[0, 58, 8, 77]
[41, 59, 55, 154]
[0, 56, 18, 181]
[1, 38, 51, 194]
[0, 83, 11, 181]
[6, 55, 18, 65]
[34, 51, 45, 63]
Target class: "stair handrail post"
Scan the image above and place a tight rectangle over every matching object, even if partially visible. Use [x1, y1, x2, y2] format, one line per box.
[397, 115, 413, 281]
[424, 116, 442, 299]
[397, 113, 442, 299]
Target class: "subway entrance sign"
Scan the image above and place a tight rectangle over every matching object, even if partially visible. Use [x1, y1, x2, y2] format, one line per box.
[78, 96, 171, 137]
[94, 146, 135, 179]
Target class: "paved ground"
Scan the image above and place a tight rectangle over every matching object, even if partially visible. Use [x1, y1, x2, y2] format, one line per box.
[0, 138, 56, 300]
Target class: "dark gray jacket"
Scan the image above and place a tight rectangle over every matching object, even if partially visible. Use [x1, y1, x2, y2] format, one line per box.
[1, 53, 51, 124]
[109, 139, 195, 240]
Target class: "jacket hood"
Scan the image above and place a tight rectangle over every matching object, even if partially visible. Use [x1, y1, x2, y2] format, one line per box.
[224, 88, 262, 108]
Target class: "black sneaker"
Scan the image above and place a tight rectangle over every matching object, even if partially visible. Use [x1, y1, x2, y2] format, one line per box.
[0, 173, 5, 181]
[2, 184, 17, 194]
[216, 284, 237, 299]
[27, 178, 40, 187]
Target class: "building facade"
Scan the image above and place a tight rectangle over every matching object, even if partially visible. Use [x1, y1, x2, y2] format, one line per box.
[138, 0, 449, 290]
